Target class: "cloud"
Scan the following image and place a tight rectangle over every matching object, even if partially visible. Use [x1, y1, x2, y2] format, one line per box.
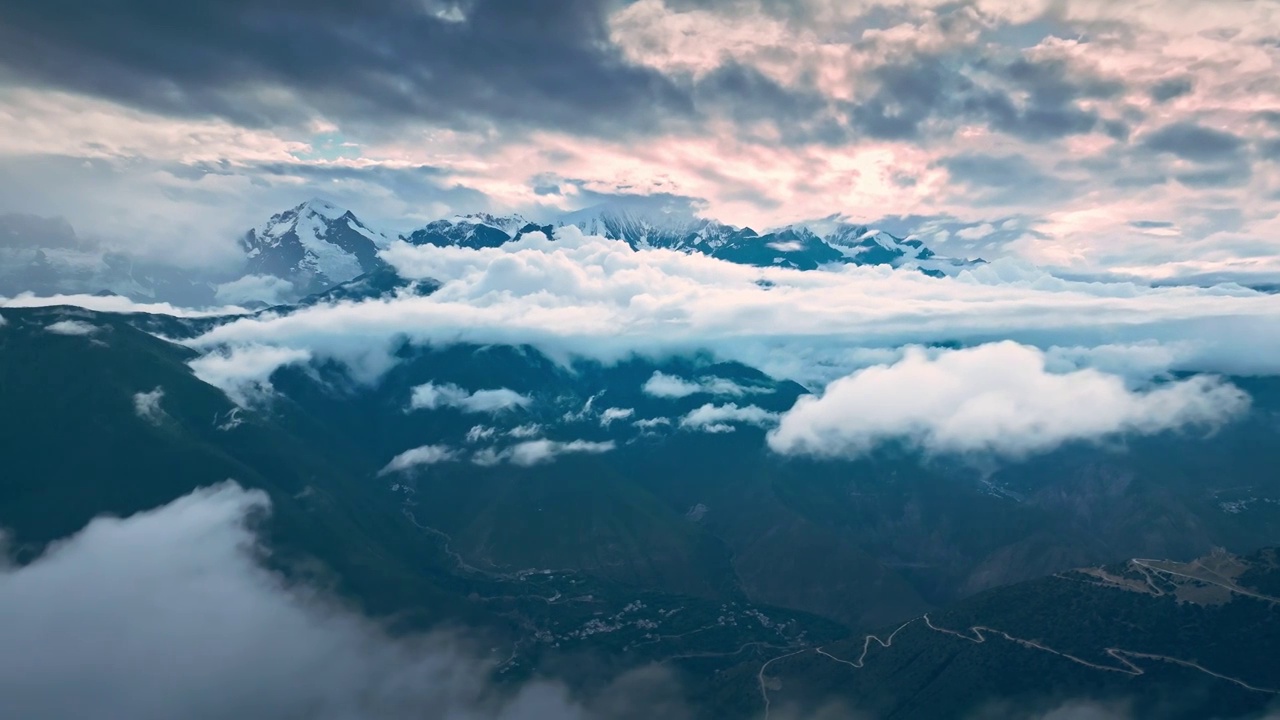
[767, 342, 1251, 460]
[132, 387, 165, 425]
[938, 154, 1065, 204]
[955, 223, 996, 241]
[642, 371, 765, 399]
[214, 274, 297, 306]
[473, 439, 617, 467]
[1149, 77, 1194, 103]
[0, 0, 692, 140]
[3, 0, 1280, 285]
[188, 344, 312, 406]
[1139, 123, 1245, 163]
[507, 423, 542, 439]
[44, 319, 98, 336]
[465, 425, 497, 444]
[0, 482, 686, 720]
[3, 292, 247, 318]
[184, 230, 1280, 393]
[679, 403, 779, 433]
[633, 417, 671, 430]
[379, 445, 459, 475]
[0, 312, 7, 327]
[599, 408, 635, 428]
[409, 382, 531, 414]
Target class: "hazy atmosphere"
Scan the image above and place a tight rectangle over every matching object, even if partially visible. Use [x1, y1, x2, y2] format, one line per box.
[3, 2, 1280, 720]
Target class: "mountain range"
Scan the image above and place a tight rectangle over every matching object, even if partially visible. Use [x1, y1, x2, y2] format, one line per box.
[2, 297, 1278, 718]
[7, 198, 1279, 719]
[0, 198, 984, 306]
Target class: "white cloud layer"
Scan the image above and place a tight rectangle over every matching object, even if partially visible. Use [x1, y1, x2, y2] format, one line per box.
[599, 408, 635, 427]
[183, 231, 1280, 397]
[4, 293, 247, 318]
[473, 439, 617, 467]
[214, 275, 297, 306]
[132, 387, 165, 425]
[44, 319, 98, 336]
[0, 482, 685, 720]
[409, 382, 532, 414]
[188, 344, 313, 407]
[679, 404, 779, 434]
[642, 372, 765, 399]
[767, 342, 1251, 460]
[379, 445, 459, 475]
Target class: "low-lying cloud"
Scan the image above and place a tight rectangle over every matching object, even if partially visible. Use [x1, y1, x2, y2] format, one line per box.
[474, 439, 617, 467]
[188, 344, 313, 407]
[132, 386, 166, 425]
[410, 382, 532, 414]
[214, 275, 296, 306]
[4, 292, 247, 318]
[183, 230, 1280, 398]
[767, 342, 1251, 460]
[44, 319, 98, 336]
[379, 445, 459, 475]
[599, 408, 636, 427]
[0, 482, 689, 720]
[679, 403, 779, 434]
[642, 371, 766, 399]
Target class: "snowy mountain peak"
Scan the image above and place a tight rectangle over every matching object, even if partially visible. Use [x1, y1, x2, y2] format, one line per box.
[821, 223, 934, 264]
[297, 197, 351, 222]
[557, 200, 736, 251]
[402, 213, 534, 250]
[240, 202, 386, 296]
[442, 213, 532, 236]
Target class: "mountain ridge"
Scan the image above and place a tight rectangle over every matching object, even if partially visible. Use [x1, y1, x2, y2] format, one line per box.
[3, 199, 985, 306]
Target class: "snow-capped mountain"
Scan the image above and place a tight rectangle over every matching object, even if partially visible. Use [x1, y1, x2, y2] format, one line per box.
[556, 201, 738, 252]
[240, 199, 388, 295]
[703, 226, 844, 270]
[1, 200, 986, 308]
[551, 202, 978, 273]
[825, 224, 988, 277]
[403, 213, 548, 249]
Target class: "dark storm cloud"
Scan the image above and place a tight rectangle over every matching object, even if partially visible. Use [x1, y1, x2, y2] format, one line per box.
[846, 57, 958, 140]
[1149, 77, 1194, 103]
[0, 0, 1137, 149]
[1174, 165, 1252, 189]
[0, 0, 692, 138]
[977, 57, 1125, 140]
[1139, 122, 1245, 162]
[694, 62, 850, 145]
[845, 53, 1126, 142]
[937, 153, 1072, 205]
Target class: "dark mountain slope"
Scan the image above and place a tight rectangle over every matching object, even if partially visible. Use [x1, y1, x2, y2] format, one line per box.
[734, 548, 1280, 720]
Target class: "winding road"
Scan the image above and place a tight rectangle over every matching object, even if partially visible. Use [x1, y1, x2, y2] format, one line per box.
[1131, 558, 1280, 605]
[760, 570, 1280, 718]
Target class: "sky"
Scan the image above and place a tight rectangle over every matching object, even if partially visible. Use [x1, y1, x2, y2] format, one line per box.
[3, 7, 1280, 712]
[2, 0, 1280, 281]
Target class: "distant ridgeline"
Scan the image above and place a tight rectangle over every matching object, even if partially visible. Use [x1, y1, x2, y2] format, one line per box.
[0, 199, 984, 306]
